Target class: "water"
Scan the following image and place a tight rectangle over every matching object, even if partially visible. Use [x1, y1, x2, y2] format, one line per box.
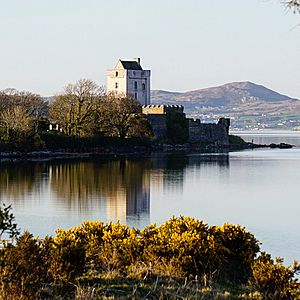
[0, 130, 299, 266]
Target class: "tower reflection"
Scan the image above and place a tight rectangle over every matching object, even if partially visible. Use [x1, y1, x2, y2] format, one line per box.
[48, 159, 151, 227]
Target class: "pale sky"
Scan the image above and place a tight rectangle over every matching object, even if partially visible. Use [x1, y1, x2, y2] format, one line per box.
[0, 0, 299, 98]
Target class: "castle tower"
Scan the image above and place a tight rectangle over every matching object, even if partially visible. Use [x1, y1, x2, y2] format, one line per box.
[106, 57, 151, 105]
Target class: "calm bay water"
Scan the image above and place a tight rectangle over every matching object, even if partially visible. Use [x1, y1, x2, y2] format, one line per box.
[1, 130, 300, 266]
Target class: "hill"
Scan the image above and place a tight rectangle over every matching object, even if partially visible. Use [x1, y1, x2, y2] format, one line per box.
[151, 82, 300, 129]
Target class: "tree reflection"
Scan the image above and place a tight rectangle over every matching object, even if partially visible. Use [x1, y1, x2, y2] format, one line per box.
[0, 162, 44, 201]
[48, 159, 151, 225]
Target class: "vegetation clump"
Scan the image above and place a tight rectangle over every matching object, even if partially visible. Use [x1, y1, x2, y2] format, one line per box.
[229, 135, 247, 145]
[0, 213, 299, 299]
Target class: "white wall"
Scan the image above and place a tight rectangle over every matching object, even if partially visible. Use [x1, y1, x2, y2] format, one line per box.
[107, 62, 151, 105]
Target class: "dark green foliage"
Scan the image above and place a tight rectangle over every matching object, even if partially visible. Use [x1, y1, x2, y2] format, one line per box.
[40, 132, 152, 152]
[126, 115, 153, 139]
[228, 135, 247, 145]
[0, 203, 19, 240]
[166, 113, 189, 144]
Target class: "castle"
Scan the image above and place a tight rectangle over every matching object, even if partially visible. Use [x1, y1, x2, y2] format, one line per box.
[107, 57, 151, 105]
[107, 58, 230, 145]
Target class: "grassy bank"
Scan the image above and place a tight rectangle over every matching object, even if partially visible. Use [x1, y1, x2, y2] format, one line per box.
[0, 217, 299, 299]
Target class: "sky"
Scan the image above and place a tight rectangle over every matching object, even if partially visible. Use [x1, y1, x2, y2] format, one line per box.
[0, 0, 299, 98]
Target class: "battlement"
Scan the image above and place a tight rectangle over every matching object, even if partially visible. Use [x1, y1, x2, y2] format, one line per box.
[142, 105, 184, 115]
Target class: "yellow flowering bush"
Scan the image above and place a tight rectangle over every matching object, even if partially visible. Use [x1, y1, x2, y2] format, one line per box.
[215, 223, 260, 283]
[250, 252, 300, 299]
[0, 232, 50, 299]
[0, 217, 299, 299]
[140, 216, 226, 278]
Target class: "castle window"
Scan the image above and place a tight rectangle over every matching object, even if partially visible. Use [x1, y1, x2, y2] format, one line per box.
[142, 83, 145, 90]
[134, 81, 138, 90]
[115, 82, 118, 89]
[115, 71, 118, 77]
[134, 93, 137, 99]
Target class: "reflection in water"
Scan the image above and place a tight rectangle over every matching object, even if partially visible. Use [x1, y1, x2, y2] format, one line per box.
[47, 159, 152, 225]
[0, 162, 45, 201]
[0, 154, 230, 230]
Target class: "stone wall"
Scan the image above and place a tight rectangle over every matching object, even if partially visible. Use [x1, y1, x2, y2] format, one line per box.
[143, 104, 230, 145]
[188, 119, 229, 145]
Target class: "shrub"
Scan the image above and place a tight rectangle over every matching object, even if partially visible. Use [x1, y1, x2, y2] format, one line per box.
[0, 217, 299, 299]
[250, 252, 300, 299]
[0, 232, 49, 299]
[49, 227, 86, 283]
[140, 217, 224, 279]
[215, 223, 260, 284]
[81, 222, 140, 275]
[0, 203, 19, 240]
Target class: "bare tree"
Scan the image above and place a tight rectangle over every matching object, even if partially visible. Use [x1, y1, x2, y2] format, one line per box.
[50, 79, 104, 136]
[282, 0, 300, 13]
[0, 106, 34, 140]
[0, 89, 47, 118]
[0, 89, 47, 143]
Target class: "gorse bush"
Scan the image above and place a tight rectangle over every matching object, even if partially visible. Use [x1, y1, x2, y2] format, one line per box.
[0, 216, 299, 299]
[0, 232, 49, 299]
[251, 252, 300, 299]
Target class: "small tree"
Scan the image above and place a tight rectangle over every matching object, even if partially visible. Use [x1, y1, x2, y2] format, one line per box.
[0, 203, 19, 241]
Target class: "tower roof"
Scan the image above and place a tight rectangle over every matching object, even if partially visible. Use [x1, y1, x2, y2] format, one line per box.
[118, 60, 143, 70]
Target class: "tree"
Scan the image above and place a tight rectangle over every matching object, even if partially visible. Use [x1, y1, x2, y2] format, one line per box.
[50, 79, 104, 136]
[126, 114, 153, 139]
[0, 106, 34, 141]
[97, 94, 147, 138]
[0, 89, 48, 119]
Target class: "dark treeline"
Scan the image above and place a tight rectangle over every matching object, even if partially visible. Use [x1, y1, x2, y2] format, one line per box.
[0, 79, 153, 152]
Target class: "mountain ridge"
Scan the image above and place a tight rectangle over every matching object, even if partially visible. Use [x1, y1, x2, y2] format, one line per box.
[151, 81, 298, 106]
[151, 82, 300, 129]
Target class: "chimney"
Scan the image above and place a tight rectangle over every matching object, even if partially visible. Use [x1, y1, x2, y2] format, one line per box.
[133, 57, 141, 65]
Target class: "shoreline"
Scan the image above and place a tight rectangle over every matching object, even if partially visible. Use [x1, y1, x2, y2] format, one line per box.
[0, 142, 293, 162]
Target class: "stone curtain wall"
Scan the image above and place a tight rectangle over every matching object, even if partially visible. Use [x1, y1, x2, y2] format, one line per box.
[142, 105, 230, 145]
[188, 119, 229, 145]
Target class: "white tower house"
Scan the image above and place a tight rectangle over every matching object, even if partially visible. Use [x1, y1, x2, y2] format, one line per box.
[107, 57, 151, 105]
